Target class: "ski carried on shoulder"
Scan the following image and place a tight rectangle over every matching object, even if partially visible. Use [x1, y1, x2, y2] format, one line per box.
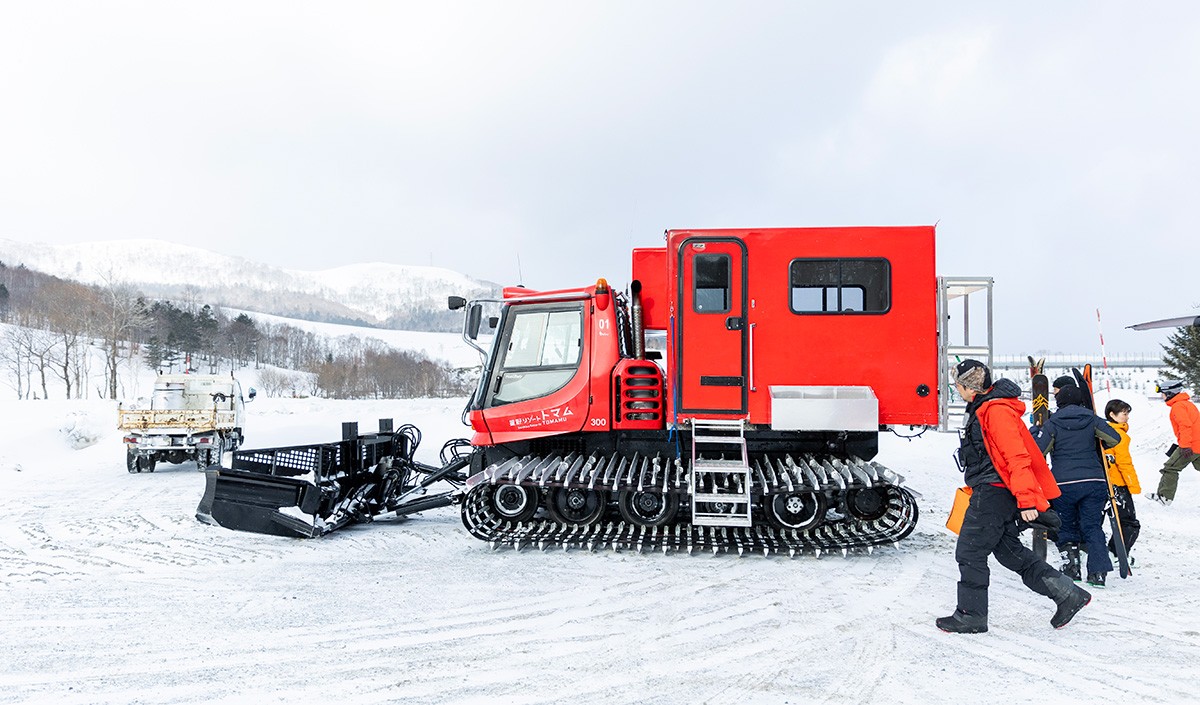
[1073, 365, 1133, 579]
[1029, 356, 1049, 426]
[1027, 355, 1050, 559]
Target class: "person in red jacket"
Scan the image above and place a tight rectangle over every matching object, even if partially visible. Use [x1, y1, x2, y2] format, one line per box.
[937, 359, 1091, 634]
[1147, 379, 1200, 505]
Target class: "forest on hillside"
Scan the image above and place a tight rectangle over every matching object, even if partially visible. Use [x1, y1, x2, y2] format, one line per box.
[0, 262, 468, 401]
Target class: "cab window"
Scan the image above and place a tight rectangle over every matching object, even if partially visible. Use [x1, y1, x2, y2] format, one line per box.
[489, 305, 584, 406]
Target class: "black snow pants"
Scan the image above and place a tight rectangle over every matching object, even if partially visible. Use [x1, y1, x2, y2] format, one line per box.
[956, 484, 1075, 619]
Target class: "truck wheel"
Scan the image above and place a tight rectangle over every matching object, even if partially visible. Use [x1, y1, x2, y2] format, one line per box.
[126, 450, 139, 474]
[138, 455, 157, 473]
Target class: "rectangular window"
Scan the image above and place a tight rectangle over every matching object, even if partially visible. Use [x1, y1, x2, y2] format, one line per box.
[789, 258, 890, 314]
[693, 254, 730, 313]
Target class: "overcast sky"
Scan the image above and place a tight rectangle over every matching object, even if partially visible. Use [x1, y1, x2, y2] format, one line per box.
[1, 2, 1196, 356]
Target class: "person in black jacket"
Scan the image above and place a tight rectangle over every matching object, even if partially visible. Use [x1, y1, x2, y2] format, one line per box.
[1030, 385, 1121, 586]
[939, 361, 1090, 634]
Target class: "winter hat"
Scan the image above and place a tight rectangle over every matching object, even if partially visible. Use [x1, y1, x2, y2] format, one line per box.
[1052, 375, 1077, 390]
[1157, 378, 1185, 396]
[1055, 385, 1084, 409]
[952, 359, 992, 393]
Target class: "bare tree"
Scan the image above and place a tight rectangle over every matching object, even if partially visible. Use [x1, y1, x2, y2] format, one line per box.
[43, 279, 96, 399]
[0, 326, 32, 398]
[96, 274, 149, 399]
[8, 326, 56, 399]
[255, 367, 298, 398]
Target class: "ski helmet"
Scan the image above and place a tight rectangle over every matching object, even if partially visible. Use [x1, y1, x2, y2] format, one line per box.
[1156, 379, 1185, 395]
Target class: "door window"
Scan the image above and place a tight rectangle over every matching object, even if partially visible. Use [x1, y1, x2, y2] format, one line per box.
[693, 254, 731, 313]
[490, 306, 584, 406]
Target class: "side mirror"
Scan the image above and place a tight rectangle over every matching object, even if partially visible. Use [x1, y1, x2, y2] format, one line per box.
[247, 388, 257, 401]
[466, 303, 483, 340]
[448, 296, 467, 311]
[488, 316, 499, 330]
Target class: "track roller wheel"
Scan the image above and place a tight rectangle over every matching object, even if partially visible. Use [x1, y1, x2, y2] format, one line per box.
[845, 487, 888, 521]
[547, 487, 605, 525]
[617, 489, 679, 527]
[764, 490, 826, 531]
[490, 484, 539, 523]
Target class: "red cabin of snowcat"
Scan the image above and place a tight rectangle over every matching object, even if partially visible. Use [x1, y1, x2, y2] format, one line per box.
[468, 226, 939, 448]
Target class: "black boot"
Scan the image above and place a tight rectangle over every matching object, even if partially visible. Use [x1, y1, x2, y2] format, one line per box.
[936, 609, 987, 634]
[1059, 542, 1082, 581]
[1051, 586, 1092, 629]
[1087, 572, 1106, 587]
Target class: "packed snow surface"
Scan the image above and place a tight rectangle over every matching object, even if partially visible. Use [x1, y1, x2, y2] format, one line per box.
[2, 389, 1198, 704]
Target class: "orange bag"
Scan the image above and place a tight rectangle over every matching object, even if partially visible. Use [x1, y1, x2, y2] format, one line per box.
[945, 486, 973, 535]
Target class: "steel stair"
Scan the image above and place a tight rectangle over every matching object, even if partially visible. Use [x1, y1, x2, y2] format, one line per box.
[689, 418, 752, 527]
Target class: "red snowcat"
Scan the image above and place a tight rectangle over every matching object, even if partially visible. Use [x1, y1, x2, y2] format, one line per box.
[197, 226, 985, 555]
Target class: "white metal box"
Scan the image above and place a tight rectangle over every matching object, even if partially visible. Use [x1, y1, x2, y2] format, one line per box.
[768, 385, 879, 432]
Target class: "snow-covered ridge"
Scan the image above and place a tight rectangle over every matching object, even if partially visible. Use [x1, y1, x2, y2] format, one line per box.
[0, 238, 500, 329]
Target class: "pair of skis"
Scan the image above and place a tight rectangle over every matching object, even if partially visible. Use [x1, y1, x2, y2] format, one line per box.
[1072, 364, 1133, 580]
[1027, 357, 1050, 559]
[1026, 358, 1131, 579]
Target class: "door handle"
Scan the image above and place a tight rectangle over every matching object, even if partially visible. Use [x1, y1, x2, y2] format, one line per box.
[749, 322, 756, 392]
[725, 316, 743, 331]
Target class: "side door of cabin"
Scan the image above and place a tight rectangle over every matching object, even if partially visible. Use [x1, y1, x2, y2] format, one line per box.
[676, 237, 748, 415]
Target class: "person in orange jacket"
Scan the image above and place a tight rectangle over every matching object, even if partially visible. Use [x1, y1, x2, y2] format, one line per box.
[1104, 399, 1140, 557]
[937, 359, 1090, 634]
[1147, 379, 1200, 505]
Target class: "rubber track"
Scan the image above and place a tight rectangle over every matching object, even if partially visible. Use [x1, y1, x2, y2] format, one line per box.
[460, 452, 919, 555]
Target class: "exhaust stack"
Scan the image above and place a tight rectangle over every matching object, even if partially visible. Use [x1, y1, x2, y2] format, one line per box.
[630, 280, 645, 360]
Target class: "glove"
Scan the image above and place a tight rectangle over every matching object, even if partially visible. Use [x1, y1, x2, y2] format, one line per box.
[1017, 508, 1062, 532]
[1182, 447, 1195, 460]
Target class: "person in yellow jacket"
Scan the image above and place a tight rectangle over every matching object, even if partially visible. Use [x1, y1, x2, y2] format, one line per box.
[1104, 399, 1140, 558]
[1147, 379, 1200, 505]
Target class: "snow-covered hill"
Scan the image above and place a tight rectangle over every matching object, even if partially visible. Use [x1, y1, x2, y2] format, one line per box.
[0, 238, 500, 330]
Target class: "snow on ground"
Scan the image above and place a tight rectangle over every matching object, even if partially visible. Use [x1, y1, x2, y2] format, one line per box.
[2, 386, 1199, 704]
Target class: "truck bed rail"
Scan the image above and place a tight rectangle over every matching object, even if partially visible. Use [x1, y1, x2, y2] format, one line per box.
[118, 408, 237, 432]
